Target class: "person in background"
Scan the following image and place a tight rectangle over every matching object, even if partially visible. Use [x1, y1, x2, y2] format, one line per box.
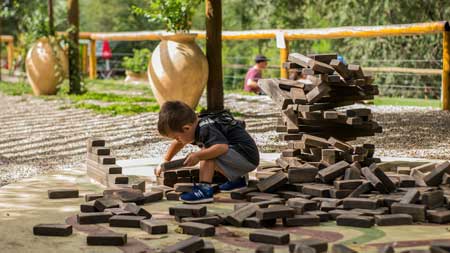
[243, 55, 269, 94]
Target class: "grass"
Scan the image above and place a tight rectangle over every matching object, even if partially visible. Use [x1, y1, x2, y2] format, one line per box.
[0, 79, 443, 116]
[373, 96, 441, 108]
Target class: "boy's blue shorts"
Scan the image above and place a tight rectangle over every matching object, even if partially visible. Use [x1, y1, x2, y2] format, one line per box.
[215, 148, 257, 181]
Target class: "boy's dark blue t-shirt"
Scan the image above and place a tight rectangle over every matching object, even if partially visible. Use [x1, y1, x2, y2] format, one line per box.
[192, 117, 260, 166]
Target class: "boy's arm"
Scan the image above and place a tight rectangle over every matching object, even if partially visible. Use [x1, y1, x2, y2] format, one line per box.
[184, 144, 228, 166]
[164, 140, 185, 162]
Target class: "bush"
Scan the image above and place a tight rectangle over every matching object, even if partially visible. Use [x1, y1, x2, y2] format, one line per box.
[122, 48, 151, 74]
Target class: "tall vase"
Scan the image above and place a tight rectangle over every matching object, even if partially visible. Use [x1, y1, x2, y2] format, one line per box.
[147, 33, 209, 109]
[25, 37, 68, 96]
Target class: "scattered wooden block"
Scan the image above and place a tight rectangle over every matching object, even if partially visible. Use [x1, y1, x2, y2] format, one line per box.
[307, 53, 338, 64]
[289, 238, 328, 253]
[33, 224, 72, 236]
[77, 212, 113, 224]
[306, 83, 331, 104]
[328, 137, 354, 153]
[348, 182, 373, 197]
[336, 214, 374, 228]
[330, 59, 351, 79]
[256, 244, 274, 253]
[80, 202, 97, 213]
[87, 233, 127, 246]
[305, 210, 330, 222]
[120, 203, 152, 218]
[283, 107, 299, 133]
[343, 197, 380, 210]
[94, 198, 121, 212]
[143, 191, 164, 203]
[421, 190, 444, 209]
[427, 210, 450, 224]
[424, 161, 450, 186]
[318, 161, 350, 183]
[48, 189, 79, 199]
[140, 220, 167, 234]
[331, 244, 357, 253]
[361, 167, 388, 193]
[179, 222, 215, 237]
[243, 217, 277, 228]
[391, 203, 426, 222]
[113, 189, 144, 203]
[249, 229, 290, 245]
[288, 166, 318, 184]
[287, 198, 318, 214]
[334, 180, 364, 190]
[256, 205, 295, 220]
[371, 165, 396, 193]
[374, 214, 413, 226]
[181, 216, 222, 226]
[198, 240, 215, 253]
[109, 215, 147, 228]
[347, 64, 365, 79]
[161, 158, 187, 171]
[166, 191, 182, 201]
[230, 187, 258, 200]
[301, 183, 332, 198]
[400, 189, 420, 204]
[85, 193, 103, 202]
[302, 134, 330, 148]
[161, 236, 204, 253]
[291, 88, 307, 104]
[283, 214, 320, 227]
[256, 171, 288, 193]
[169, 205, 207, 218]
[225, 203, 259, 227]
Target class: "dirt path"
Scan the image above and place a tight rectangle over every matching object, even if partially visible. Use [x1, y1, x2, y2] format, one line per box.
[1, 92, 449, 186]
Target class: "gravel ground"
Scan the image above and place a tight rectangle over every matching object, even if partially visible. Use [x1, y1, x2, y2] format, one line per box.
[1, 92, 449, 186]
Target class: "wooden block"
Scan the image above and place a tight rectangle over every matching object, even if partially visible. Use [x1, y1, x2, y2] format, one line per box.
[91, 147, 110, 156]
[87, 137, 105, 151]
[307, 53, 338, 64]
[181, 216, 222, 226]
[87, 233, 127, 246]
[391, 203, 426, 222]
[48, 189, 79, 199]
[348, 182, 373, 198]
[256, 245, 274, 253]
[199, 240, 215, 253]
[318, 161, 350, 183]
[80, 202, 97, 213]
[109, 215, 147, 228]
[288, 53, 314, 68]
[374, 214, 413, 226]
[161, 236, 204, 253]
[282, 214, 320, 227]
[345, 108, 371, 117]
[412, 162, 437, 173]
[336, 214, 374, 228]
[103, 207, 133, 216]
[230, 187, 258, 200]
[361, 167, 388, 193]
[289, 238, 328, 253]
[291, 87, 307, 104]
[288, 167, 318, 184]
[371, 165, 396, 193]
[283, 107, 299, 133]
[121, 203, 152, 218]
[259, 79, 294, 109]
[400, 189, 420, 204]
[140, 220, 167, 234]
[143, 191, 164, 203]
[330, 59, 352, 79]
[334, 180, 364, 190]
[321, 149, 340, 164]
[347, 64, 365, 79]
[33, 224, 72, 236]
[287, 198, 318, 214]
[305, 210, 330, 222]
[323, 110, 338, 119]
[301, 183, 332, 198]
[94, 198, 121, 212]
[306, 83, 331, 104]
[424, 161, 450, 186]
[256, 205, 295, 220]
[398, 175, 416, 188]
[257, 171, 288, 193]
[344, 166, 362, 180]
[302, 134, 330, 148]
[249, 229, 290, 245]
[132, 180, 146, 192]
[328, 137, 354, 153]
[225, 203, 259, 227]
[442, 173, 450, 184]
[174, 183, 194, 193]
[179, 222, 215, 237]
[161, 158, 187, 171]
[343, 197, 380, 210]
[169, 204, 207, 218]
[77, 212, 113, 224]
[330, 189, 352, 199]
[243, 217, 276, 228]
[328, 210, 363, 220]
[112, 189, 144, 203]
[427, 210, 450, 224]
[331, 244, 357, 253]
[421, 190, 444, 209]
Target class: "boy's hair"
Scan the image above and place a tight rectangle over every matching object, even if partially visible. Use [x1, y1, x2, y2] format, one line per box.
[158, 101, 196, 136]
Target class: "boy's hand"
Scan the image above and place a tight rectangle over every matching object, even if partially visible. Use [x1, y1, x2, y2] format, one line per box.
[155, 159, 169, 177]
[184, 152, 200, 166]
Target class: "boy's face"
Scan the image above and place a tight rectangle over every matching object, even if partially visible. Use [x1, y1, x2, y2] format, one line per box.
[167, 124, 196, 145]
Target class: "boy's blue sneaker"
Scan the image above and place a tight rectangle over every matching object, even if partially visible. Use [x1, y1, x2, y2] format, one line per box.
[219, 177, 247, 192]
[180, 184, 214, 204]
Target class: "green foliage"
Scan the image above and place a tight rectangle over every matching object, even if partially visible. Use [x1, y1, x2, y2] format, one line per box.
[374, 96, 441, 108]
[122, 48, 151, 73]
[0, 81, 32, 96]
[131, 0, 201, 33]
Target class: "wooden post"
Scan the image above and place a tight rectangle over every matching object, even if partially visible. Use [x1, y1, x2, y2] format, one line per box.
[81, 44, 88, 74]
[68, 0, 81, 94]
[48, 0, 55, 36]
[280, 40, 289, 79]
[89, 39, 97, 79]
[7, 41, 14, 71]
[205, 0, 223, 112]
[443, 31, 450, 110]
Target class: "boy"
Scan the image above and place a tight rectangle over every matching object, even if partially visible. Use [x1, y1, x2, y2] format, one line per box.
[156, 101, 259, 204]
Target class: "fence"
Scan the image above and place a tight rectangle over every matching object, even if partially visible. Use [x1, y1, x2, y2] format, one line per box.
[1, 21, 449, 109]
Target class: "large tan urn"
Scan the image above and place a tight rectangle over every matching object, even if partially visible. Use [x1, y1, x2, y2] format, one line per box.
[25, 37, 68, 96]
[147, 34, 208, 108]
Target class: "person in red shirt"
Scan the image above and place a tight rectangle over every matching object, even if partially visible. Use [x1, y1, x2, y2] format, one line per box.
[244, 55, 269, 94]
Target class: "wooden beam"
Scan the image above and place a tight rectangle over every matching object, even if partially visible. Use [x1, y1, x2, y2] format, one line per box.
[443, 31, 450, 110]
[205, 0, 223, 112]
[7, 41, 14, 71]
[68, 0, 81, 93]
[89, 39, 97, 79]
